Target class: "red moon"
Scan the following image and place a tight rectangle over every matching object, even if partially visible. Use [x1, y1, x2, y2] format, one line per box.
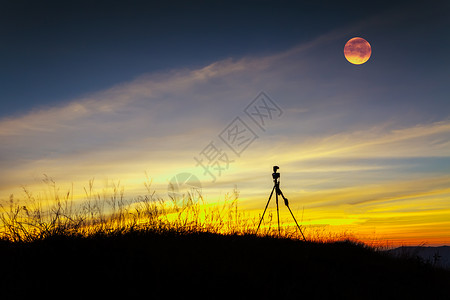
[344, 37, 371, 65]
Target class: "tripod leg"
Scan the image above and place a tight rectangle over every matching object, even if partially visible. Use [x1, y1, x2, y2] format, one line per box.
[276, 190, 280, 236]
[286, 205, 306, 241]
[255, 186, 276, 235]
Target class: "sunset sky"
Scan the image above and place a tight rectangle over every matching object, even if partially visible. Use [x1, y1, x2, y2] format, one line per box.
[1, 0, 449, 246]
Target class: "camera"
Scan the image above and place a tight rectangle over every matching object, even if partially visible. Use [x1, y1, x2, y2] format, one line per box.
[272, 166, 280, 180]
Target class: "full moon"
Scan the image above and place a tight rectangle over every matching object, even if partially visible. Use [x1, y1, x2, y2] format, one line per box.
[344, 37, 371, 65]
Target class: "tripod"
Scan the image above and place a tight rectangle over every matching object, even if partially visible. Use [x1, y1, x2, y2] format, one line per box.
[255, 166, 306, 241]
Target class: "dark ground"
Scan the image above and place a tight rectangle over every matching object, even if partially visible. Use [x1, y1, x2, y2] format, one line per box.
[1, 231, 449, 299]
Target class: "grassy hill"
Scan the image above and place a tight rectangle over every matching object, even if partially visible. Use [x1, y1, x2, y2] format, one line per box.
[1, 229, 449, 299]
[1, 185, 449, 299]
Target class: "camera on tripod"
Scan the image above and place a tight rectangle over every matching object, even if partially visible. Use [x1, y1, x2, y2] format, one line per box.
[272, 165, 280, 181]
[256, 165, 306, 240]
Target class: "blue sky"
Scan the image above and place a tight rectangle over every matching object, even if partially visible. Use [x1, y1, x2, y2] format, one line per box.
[2, 0, 448, 117]
[0, 0, 449, 245]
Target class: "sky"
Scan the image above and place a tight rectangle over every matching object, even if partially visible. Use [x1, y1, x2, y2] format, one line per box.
[1, 0, 449, 246]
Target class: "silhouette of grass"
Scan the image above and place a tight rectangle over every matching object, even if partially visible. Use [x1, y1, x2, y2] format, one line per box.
[0, 177, 449, 298]
[1, 228, 449, 298]
[0, 176, 310, 242]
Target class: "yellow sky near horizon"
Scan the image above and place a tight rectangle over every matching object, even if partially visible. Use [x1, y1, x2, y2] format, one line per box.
[2, 118, 448, 247]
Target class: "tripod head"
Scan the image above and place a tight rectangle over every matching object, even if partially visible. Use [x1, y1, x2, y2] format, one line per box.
[272, 165, 280, 182]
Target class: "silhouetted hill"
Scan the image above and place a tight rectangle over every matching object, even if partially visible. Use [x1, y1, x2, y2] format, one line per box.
[1, 231, 449, 299]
